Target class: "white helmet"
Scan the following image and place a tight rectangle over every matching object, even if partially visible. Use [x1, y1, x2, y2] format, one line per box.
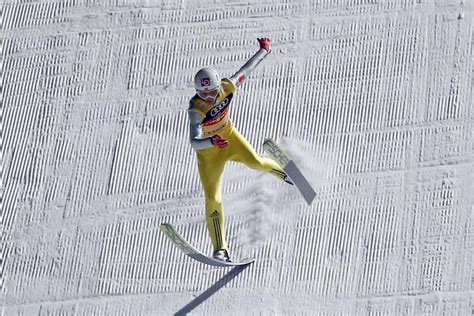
[194, 68, 220, 91]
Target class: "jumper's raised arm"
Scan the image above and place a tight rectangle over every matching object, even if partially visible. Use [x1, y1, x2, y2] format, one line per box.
[230, 38, 272, 87]
[187, 38, 273, 153]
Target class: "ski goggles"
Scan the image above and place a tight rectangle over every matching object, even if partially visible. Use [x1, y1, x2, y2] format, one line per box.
[197, 88, 219, 99]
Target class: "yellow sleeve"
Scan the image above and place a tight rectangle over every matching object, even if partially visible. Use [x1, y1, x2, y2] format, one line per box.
[221, 78, 237, 94]
[189, 97, 207, 117]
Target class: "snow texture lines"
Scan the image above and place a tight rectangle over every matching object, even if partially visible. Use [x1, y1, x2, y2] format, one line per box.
[2, 0, 473, 315]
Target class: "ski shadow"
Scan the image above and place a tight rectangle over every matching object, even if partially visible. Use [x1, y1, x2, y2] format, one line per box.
[174, 264, 252, 315]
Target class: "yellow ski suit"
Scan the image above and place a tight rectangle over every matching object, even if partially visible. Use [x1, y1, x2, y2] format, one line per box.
[188, 78, 286, 253]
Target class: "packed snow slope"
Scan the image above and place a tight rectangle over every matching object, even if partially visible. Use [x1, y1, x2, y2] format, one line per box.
[3, 0, 473, 315]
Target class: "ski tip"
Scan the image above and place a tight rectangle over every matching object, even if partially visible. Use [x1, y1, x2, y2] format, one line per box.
[211, 257, 256, 267]
[160, 223, 173, 231]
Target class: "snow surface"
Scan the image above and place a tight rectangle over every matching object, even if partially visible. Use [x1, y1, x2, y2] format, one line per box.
[2, 0, 473, 315]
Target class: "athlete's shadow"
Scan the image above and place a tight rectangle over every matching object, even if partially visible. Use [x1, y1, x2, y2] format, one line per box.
[175, 264, 251, 315]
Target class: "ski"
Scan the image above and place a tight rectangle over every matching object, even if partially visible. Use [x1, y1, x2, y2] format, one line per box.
[160, 223, 255, 267]
[263, 138, 316, 205]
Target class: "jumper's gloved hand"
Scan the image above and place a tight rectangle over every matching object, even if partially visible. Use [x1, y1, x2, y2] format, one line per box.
[257, 38, 271, 53]
[211, 135, 229, 149]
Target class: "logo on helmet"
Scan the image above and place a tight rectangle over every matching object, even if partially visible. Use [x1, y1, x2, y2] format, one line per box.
[201, 78, 210, 87]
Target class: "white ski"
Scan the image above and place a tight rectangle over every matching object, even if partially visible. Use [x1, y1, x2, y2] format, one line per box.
[263, 138, 316, 205]
[160, 223, 255, 267]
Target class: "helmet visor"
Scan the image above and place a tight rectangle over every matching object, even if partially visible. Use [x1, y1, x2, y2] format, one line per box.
[197, 88, 219, 100]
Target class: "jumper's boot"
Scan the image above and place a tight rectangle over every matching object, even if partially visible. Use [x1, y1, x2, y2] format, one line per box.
[212, 249, 231, 262]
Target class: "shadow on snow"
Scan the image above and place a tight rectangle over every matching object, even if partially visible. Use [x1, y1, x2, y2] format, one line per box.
[175, 264, 252, 315]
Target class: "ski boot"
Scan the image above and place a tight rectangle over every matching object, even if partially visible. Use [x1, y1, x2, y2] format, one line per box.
[213, 249, 231, 262]
[283, 174, 294, 185]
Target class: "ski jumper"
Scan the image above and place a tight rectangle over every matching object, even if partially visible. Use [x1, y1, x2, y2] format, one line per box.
[188, 46, 286, 253]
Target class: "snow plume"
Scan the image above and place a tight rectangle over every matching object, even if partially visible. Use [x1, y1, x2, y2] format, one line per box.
[239, 179, 275, 246]
[280, 136, 337, 192]
[226, 172, 288, 253]
[224, 136, 337, 255]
